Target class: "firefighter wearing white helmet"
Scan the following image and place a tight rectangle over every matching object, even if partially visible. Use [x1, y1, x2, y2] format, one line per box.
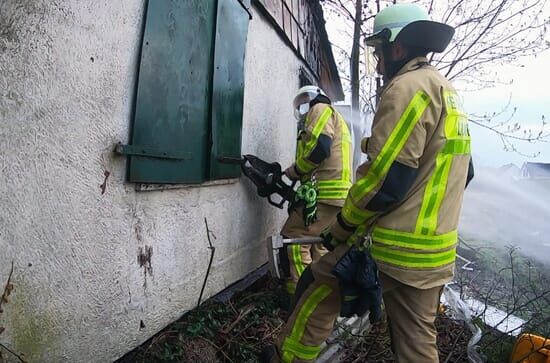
[264, 3, 474, 363]
[277, 85, 352, 302]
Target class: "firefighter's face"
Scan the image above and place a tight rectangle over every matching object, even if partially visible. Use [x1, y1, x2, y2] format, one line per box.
[374, 42, 407, 78]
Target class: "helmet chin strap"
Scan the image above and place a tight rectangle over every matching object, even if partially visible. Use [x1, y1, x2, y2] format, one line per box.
[381, 43, 424, 81]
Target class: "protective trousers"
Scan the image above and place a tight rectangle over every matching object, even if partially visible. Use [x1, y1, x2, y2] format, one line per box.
[380, 273, 443, 363]
[273, 244, 443, 363]
[274, 244, 347, 363]
[280, 203, 339, 294]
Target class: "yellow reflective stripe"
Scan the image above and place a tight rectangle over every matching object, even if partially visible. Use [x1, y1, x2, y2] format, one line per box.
[317, 184, 351, 199]
[295, 108, 353, 185]
[443, 90, 469, 139]
[371, 244, 456, 268]
[295, 107, 333, 174]
[442, 138, 471, 155]
[318, 180, 352, 188]
[340, 115, 352, 183]
[415, 153, 453, 235]
[350, 91, 431, 202]
[342, 197, 378, 225]
[282, 284, 332, 363]
[290, 244, 305, 277]
[282, 338, 323, 361]
[318, 190, 349, 199]
[286, 281, 296, 295]
[302, 107, 333, 157]
[295, 156, 317, 174]
[282, 351, 293, 363]
[415, 136, 470, 235]
[373, 227, 457, 250]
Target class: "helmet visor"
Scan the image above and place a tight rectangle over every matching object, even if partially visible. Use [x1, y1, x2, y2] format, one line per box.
[294, 102, 310, 121]
[293, 91, 317, 110]
[365, 49, 379, 77]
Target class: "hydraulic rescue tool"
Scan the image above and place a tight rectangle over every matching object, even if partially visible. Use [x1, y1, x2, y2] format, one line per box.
[218, 154, 322, 279]
[218, 154, 296, 209]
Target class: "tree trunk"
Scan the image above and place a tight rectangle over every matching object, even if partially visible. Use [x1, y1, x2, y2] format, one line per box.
[350, 0, 362, 114]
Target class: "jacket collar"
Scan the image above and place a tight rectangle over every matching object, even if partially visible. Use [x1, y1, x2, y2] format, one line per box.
[376, 57, 432, 102]
[393, 56, 431, 78]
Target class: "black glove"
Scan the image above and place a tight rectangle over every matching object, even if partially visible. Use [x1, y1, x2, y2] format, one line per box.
[331, 246, 382, 323]
[320, 229, 339, 251]
[321, 213, 358, 251]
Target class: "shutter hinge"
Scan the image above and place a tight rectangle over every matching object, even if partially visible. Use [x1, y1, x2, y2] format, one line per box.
[114, 143, 192, 161]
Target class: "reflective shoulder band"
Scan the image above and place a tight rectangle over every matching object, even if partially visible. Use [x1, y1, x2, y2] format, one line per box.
[295, 108, 333, 174]
[350, 91, 431, 202]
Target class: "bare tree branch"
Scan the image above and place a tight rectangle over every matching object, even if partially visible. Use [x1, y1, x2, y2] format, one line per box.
[323, 0, 550, 152]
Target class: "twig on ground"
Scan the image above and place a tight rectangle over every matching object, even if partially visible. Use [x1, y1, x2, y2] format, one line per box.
[443, 328, 466, 363]
[220, 306, 254, 335]
[262, 321, 284, 341]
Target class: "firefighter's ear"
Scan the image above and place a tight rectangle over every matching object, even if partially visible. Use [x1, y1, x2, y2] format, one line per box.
[361, 137, 370, 153]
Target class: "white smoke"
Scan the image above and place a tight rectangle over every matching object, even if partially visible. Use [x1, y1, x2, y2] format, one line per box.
[459, 164, 550, 264]
[334, 104, 372, 178]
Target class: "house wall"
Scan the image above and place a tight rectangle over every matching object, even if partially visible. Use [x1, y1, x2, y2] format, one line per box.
[0, 1, 303, 361]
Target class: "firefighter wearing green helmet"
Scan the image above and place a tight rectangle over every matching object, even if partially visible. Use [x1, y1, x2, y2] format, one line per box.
[263, 3, 474, 363]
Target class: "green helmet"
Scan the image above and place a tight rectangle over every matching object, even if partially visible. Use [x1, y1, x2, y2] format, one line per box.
[365, 3, 454, 53]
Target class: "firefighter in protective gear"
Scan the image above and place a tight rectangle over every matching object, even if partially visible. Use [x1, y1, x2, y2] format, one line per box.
[279, 85, 353, 297]
[268, 4, 474, 363]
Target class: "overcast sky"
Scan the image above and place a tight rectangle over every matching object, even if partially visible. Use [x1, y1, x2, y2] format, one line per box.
[458, 52, 550, 167]
[324, 5, 550, 168]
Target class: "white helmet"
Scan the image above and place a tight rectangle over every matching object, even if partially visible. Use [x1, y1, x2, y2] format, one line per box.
[293, 85, 328, 120]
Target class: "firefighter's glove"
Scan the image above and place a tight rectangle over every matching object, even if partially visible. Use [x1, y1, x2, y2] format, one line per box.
[303, 201, 317, 226]
[320, 213, 356, 251]
[296, 181, 318, 227]
[322, 213, 357, 251]
[284, 164, 301, 181]
[331, 246, 382, 323]
[320, 229, 338, 251]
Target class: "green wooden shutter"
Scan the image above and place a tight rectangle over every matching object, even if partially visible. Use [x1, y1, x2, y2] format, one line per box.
[209, 0, 251, 179]
[126, 0, 216, 184]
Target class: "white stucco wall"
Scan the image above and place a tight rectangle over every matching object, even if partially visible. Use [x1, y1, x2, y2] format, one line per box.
[0, 1, 303, 362]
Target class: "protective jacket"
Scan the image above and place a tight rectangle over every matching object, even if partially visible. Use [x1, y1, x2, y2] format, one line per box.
[291, 103, 353, 206]
[333, 57, 472, 289]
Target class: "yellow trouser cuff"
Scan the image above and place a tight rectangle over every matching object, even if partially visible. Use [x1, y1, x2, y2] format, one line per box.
[286, 281, 296, 295]
[282, 337, 322, 361]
